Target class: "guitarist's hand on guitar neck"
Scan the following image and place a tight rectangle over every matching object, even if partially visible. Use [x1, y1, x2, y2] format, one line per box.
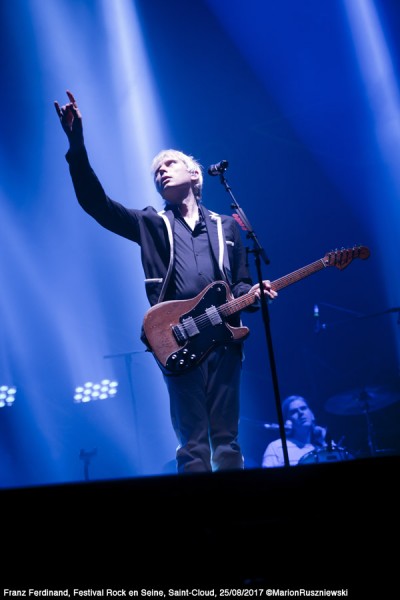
[250, 280, 278, 301]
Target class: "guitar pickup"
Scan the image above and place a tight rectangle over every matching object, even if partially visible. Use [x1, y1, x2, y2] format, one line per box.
[205, 305, 222, 326]
[181, 316, 200, 338]
[172, 316, 200, 344]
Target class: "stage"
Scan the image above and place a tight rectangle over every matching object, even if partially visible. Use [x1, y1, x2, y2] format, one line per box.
[2, 455, 398, 594]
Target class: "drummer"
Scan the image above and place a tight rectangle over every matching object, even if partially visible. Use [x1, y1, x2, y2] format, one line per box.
[262, 395, 329, 468]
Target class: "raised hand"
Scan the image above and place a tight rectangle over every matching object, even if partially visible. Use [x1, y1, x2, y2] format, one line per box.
[54, 90, 84, 149]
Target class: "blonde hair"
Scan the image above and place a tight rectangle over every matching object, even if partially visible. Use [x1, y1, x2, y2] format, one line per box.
[282, 395, 313, 421]
[151, 149, 203, 201]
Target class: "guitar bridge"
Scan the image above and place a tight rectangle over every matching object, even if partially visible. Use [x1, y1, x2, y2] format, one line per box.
[172, 324, 187, 345]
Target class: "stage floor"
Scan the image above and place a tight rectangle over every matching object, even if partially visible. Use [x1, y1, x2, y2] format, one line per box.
[2, 455, 398, 595]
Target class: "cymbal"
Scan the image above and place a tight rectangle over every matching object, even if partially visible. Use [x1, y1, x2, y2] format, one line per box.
[325, 386, 400, 416]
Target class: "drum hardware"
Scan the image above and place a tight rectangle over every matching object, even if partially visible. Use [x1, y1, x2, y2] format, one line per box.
[314, 304, 400, 331]
[298, 429, 353, 465]
[325, 385, 400, 457]
[298, 446, 352, 465]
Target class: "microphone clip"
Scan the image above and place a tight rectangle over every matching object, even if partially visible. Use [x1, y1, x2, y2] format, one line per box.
[208, 160, 229, 176]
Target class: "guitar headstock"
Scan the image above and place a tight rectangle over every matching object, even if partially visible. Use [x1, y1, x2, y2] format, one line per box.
[324, 245, 370, 270]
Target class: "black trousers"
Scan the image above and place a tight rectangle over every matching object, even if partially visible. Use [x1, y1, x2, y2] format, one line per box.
[163, 343, 244, 473]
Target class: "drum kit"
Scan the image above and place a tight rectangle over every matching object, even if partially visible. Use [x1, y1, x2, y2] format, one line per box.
[261, 384, 400, 465]
[321, 384, 400, 460]
[298, 446, 350, 465]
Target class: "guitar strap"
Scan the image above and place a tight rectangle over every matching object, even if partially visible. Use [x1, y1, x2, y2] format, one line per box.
[156, 209, 175, 303]
[204, 208, 232, 286]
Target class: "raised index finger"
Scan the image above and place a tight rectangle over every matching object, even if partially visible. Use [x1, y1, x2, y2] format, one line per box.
[66, 90, 77, 105]
[54, 101, 62, 118]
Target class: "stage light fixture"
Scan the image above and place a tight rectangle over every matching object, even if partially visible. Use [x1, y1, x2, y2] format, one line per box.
[73, 379, 119, 403]
[0, 385, 17, 408]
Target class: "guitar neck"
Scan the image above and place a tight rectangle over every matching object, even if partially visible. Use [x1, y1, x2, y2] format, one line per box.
[220, 258, 326, 318]
[271, 257, 326, 292]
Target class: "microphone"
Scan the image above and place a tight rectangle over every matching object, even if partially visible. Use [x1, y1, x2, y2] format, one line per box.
[263, 421, 293, 435]
[208, 159, 229, 176]
[313, 304, 320, 333]
[263, 423, 279, 430]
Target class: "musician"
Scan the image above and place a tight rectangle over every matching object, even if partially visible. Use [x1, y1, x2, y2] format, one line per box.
[262, 395, 328, 467]
[55, 90, 277, 474]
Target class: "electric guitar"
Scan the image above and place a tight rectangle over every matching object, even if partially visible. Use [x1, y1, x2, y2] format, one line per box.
[143, 245, 370, 374]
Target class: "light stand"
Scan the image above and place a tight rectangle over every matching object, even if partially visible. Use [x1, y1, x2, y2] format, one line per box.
[215, 167, 290, 467]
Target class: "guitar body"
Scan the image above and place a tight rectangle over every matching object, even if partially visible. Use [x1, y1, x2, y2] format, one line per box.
[143, 281, 250, 374]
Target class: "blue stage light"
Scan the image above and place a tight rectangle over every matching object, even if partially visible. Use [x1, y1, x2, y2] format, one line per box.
[73, 379, 118, 403]
[0, 385, 17, 408]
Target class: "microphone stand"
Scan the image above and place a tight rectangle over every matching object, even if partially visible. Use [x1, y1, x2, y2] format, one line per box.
[217, 169, 290, 467]
[103, 350, 146, 474]
[315, 304, 400, 335]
